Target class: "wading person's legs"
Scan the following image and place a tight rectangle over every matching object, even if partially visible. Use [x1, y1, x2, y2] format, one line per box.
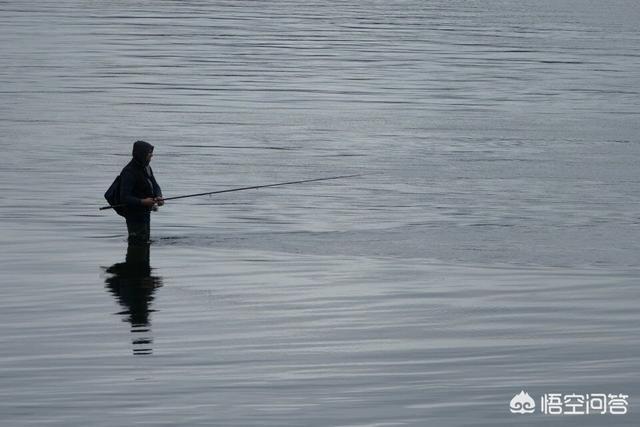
[126, 219, 150, 244]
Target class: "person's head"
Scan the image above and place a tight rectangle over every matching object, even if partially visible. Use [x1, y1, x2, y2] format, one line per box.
[132, 140, 154, 166]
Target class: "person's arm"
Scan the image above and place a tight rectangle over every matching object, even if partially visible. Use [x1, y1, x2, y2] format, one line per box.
[150, 167, 164, 206]
[120, 169, 156, 207]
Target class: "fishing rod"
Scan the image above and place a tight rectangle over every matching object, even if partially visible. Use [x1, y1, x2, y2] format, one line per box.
[99, 173, 365, 211]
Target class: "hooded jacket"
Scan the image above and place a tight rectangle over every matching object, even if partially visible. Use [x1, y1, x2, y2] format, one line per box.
[119, 140, 162, 222]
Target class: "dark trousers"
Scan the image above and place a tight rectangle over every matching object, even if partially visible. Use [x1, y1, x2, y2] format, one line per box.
[126, 218, 150, 244]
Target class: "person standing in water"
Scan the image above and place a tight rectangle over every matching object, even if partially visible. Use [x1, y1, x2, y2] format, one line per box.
[120, 140, 163, 244]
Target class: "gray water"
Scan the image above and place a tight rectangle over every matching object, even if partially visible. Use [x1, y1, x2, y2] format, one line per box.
[1, 1, 639, 425]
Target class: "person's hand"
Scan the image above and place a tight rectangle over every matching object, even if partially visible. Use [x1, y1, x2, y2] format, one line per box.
[141, 197, 156, 207]
[155, 197, 164, 207]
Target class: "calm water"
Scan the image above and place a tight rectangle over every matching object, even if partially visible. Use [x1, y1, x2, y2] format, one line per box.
[1, 1, 639, 425]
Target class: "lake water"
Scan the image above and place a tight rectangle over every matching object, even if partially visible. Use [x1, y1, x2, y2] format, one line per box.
[1, 1, 639, 425]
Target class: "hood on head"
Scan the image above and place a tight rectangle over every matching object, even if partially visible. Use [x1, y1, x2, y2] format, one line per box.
[132, 140, 154, 165]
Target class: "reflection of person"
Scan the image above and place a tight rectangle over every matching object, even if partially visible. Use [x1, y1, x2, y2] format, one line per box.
[120, 140, 164, 244]
[104, 243, 162, 356]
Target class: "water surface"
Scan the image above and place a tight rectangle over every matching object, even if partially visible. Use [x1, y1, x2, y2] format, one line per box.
[1, 1, 639, 425]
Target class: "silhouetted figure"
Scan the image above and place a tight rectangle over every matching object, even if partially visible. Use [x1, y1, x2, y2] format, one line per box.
[119, 140, 164, 244]
[104, 243, 162, 355]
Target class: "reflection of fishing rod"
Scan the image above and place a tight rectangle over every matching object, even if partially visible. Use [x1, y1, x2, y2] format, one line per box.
[99, 173, 365, 211]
